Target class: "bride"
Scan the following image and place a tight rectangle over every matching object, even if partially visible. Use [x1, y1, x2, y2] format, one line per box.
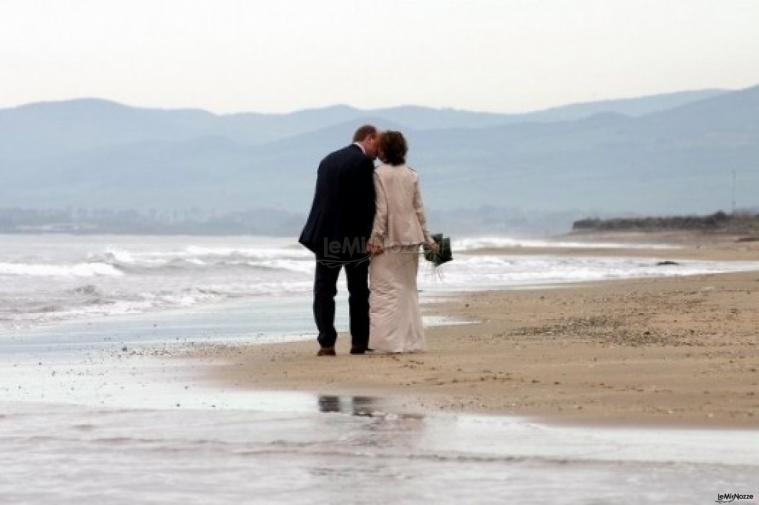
[367, 131, 437, 353]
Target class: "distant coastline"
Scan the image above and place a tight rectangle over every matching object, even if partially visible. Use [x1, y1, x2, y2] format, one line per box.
[5, 207, 759, 237]
[572, 211, 759, 236]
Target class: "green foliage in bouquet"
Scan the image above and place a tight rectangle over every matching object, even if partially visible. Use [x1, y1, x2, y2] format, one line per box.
[424, 233, 453, 266]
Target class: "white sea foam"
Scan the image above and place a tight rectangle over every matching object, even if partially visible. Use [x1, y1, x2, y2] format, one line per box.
[423, 254, 759, 290]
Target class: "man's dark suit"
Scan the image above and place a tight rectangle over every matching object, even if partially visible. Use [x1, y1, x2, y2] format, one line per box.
[299, 144, 376, 350]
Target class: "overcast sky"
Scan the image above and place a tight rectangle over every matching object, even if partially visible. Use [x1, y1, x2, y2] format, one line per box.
[1, 0, 758, 113]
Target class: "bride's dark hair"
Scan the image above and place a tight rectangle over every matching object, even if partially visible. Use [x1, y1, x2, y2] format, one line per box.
[378, 130, 407, 166]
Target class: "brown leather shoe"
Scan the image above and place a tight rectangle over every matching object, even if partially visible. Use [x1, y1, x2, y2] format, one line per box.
[317, 347, 336, 356]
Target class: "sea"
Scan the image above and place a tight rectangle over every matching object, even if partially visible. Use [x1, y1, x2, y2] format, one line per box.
[0, 233, 757, 504]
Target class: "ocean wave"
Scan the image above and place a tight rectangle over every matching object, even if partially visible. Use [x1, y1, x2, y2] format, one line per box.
[0, 279, 314, 332]
[0, 261, 123, 277]
[183, 245, 310, 260]
[85, 247, 314, 275]
[95, 245, 310, 262]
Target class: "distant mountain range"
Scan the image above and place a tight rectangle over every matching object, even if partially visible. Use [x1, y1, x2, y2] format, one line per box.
[1, 85, 757, 233]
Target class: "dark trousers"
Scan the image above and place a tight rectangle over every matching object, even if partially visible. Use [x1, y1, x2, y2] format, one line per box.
[313, 255, 370, 349]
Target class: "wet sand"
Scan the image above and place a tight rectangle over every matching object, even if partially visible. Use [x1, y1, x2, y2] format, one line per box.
[189, 233, 759, 428]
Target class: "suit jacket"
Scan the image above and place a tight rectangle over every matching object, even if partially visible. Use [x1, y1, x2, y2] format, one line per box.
[299, 144, 376, 258]
[369, 163, 432, 247]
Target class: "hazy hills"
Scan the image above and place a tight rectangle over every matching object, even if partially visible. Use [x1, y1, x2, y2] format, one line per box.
[1, 85, 757, 233]
[0, 88, 725, 158]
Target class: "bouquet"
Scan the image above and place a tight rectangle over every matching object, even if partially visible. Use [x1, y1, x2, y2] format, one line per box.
[424, 233, 453, 266]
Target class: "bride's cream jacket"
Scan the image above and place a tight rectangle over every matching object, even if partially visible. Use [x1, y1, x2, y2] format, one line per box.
[369, 163, 432, 247]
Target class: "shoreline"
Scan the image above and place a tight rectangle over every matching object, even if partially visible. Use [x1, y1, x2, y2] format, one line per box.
[467, 230, 759, 261]
[184, 235, 759, 429]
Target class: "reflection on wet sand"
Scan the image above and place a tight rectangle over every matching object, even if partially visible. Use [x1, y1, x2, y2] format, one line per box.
[1, 390, 757, 504]
[317, 395, 424, 420]
[318, 395, 379, 416]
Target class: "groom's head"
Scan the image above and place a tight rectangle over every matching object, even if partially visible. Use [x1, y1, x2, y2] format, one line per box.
[353, 125, 379, 160]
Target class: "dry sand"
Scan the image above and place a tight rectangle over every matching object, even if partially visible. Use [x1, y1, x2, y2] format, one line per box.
[187, 233, 759, 428]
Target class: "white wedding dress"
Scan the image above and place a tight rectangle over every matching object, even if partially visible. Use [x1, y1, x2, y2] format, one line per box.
[368, 163, 431, 353]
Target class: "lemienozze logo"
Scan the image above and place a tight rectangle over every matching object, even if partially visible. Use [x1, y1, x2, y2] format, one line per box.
[715, 492, 755, 503]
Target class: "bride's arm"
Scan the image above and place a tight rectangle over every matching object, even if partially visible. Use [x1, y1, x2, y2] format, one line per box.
[413, 173, 433, 245]
[369, 172, 388, 249]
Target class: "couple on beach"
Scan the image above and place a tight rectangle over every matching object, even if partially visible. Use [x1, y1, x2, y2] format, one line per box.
[298, 125, 438, 356]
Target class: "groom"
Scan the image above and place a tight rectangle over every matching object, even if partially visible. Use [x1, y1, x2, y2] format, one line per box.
[298, 125, 379, 356]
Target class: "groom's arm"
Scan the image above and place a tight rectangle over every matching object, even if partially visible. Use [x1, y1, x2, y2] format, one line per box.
[360, 158, 376, 236]
[346, 157, 375, 239]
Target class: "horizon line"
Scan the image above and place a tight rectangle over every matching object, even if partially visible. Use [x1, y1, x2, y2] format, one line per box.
[1, 83, 751, 117]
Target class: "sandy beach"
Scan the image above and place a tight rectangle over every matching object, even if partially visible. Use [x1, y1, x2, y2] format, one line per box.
[188, 232, 759, 428]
